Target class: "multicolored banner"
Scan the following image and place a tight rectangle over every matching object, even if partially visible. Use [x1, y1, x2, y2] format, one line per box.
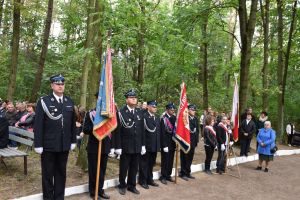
[173, 82, 191, 153]
[231, 76, 239, 142]
[93, 45, 117, 141]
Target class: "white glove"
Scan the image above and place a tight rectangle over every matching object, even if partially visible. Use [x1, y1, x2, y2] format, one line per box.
[163, 147, 169, 153]
[141, 146, 146, 155]
[229, 141, 234, 146]
[108, 148, 116, 158]
[115, 149, 122, 155]
[70, 143, 76, 150]
[221, 144, 225, 151]
[228, 129, 232, 134]
[214, 146, 218, 151]
[34, 147, 43, 154]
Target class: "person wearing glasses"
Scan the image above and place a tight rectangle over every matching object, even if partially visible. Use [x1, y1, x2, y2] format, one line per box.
[34, 74, 77, 200]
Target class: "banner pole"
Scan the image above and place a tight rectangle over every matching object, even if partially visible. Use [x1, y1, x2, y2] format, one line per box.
[175, 144, 179, 184]
[95, 140, 102, 200]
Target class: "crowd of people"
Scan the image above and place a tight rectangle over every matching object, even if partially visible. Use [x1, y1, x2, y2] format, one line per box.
[0, 74, 279, 200]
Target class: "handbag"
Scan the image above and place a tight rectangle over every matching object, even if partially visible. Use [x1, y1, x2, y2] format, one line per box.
[270, 145, 278, 154]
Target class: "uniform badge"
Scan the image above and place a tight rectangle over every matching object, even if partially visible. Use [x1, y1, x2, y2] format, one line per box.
[54, 108, 57, 112]
[51, 98, 54, 102]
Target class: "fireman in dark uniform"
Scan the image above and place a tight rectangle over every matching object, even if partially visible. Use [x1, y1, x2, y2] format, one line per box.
[34, 74, 76, 200]
[159, 102, 176, 185]
[116, 89, 145, 195]
[83, 93, 117, 199]
[179, 104, 199, 180]
[138, 100, 160, 189]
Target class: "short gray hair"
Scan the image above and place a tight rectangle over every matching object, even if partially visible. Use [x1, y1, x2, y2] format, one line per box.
[264, 121, 271, 127]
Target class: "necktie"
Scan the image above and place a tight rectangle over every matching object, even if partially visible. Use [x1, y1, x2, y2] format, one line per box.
[59, 98, 62, 104]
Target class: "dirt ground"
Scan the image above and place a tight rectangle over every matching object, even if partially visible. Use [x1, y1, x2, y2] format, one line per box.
[0, 140, 298, 200]
[67, 154, 300, 200]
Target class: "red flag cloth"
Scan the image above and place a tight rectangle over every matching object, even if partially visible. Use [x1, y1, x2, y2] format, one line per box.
[93, 45, 117, 141]
[231, 77, 239, 142]
[173, 82, 191, 153]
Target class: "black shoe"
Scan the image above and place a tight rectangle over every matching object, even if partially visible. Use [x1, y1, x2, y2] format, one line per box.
[187, 174, 195, 179]
[166, 177, 175, 182]
[100, 192, 110, 199]
[218, 170, 223, 175]
[127, 187, 140, 194]
[179, 175, 189, 181]
[264, 168, 269, 172]
[148, 181, 159, 187]
[245, 153, 248, 157]
[205, 170, 212, 175]
[118, 187, 126, 195]
[140, 183, 149, 189]
[256, 166, 262, 170]
[160, 178, 167, 185]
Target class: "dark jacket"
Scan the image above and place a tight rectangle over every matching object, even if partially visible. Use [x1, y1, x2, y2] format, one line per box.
[203, 126, 217, 148]
[240, 119, 256, 140]
[0, 117, 9, 149]
[216, 123, 233, 145]
[144, 111, 161, 152]
[160, 113, 177, 151]
[34, 94, 76, 152]
[189, 115, 200, 148]
[5, 111, 17, 126]
[83, 109, 117, 154]
[116, 106, 145, 154]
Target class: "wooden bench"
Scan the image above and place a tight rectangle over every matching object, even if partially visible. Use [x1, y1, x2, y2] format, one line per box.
[0, 126, 34, 175]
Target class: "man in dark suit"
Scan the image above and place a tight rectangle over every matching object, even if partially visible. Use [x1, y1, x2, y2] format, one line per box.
[179, 104, 199, 180]
[34, 74, 76, 200]
[116, 89, 145, 195]
[159, 103, 176, 185]
[240, 114, 256, 156]
[83, 93, 117, 199]
[138, 100, 160, 189]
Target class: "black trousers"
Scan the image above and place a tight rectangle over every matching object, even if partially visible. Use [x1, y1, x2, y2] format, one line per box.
[216, 148, 227, 172]
[160, 150, 175, 179]
[240, 138, 251, 156]
[180, 148, 195, 176]
[138, 152, 157, 184]
[204, 146, 214, 171]
[41, 151, 69, 200]
[288, 134, 293, 145]
[119, 153, 140, 189]
[87, 153, 108, 196]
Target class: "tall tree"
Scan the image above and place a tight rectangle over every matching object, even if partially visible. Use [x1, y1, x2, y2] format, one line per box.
[238, 0, 258, 114]
[6, 0, 21, 100]
[0, 0, 4, 28]
[137, 0, 146, 85]
[79, 0, 95, 108]
[276, 0, 298, 139]
[260, 0, 270, 111]
[30, 0, 54, 102]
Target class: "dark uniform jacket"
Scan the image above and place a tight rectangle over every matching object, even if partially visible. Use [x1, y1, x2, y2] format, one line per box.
[143, 111, 160, 152]
[83, 109, 118, 154]
[160, 113, 176, 151]
[117, 106, 145, 154]
[34, 93, 76, 152]
[240, 119, 256, 140]
[203, 126, 217, 148]
[0, 117, 9, 149]
[189, 115, 199, 148]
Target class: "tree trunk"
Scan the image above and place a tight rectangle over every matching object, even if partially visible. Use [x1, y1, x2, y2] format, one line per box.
[238, 0, 258, 115]
[30, 0, 54, 102]
[0, 0, 4, 28]
[79, 0, 95, 108]
[280, 0, 297, 142]
[137, 0, 146, 85]
[6, 0, 21, 101]
[260, 0, 270, 112]
[200, 15, 209, 110]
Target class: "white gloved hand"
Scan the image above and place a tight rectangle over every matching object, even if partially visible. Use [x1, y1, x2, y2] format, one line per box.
[228, 129, 232, 134]
[221, 144, 225, 151]
[214, 146, 218, 151]
[229, 141, 234, 146]
[115, 149, 122, 155]
[163, 147, 169, 153]
[141, 146, 146, 155]
[70, 143, 76, 150]
[108, 148, 116, 158]
[34, 147, 43, 154]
